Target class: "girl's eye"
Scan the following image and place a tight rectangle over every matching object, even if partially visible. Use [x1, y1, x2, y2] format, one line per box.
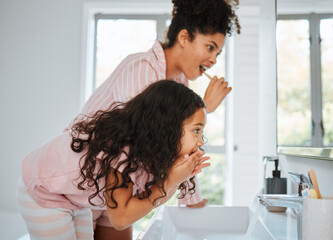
[194, 129, 201, 134]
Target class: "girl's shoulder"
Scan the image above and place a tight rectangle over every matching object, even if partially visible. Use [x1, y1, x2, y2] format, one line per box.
[22, 132, 85, 181]
[108, 148, 153, 195]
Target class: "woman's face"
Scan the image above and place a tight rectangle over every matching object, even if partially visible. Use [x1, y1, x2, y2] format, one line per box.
[179, 31, 226, 80]
[179, 107, 207, 157]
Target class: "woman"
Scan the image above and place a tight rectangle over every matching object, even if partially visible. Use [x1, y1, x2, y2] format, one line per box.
[73, 0, 240, 238]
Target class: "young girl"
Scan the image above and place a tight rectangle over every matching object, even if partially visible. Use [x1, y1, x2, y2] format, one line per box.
[74, 0, 240, 213]
[17, 80, 210, 240]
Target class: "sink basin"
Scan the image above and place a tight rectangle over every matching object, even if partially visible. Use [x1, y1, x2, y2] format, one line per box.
[138, 205, 274, 240]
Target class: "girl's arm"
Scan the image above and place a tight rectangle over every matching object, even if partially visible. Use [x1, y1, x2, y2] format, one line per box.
[105, 151, 210, 230]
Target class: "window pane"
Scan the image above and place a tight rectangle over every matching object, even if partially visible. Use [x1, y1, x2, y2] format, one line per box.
[196, 153, 226, 204]
[320, 18, 333, 146]
[95, 19, 157, 88]
[277, 20, 311, 146]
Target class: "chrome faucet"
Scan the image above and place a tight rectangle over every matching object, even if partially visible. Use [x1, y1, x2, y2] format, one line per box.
[288, 171, 313, 196]
[258, 172, 308, 240]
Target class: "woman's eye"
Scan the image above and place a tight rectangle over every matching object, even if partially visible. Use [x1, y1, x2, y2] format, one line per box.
[194, 129, 200, 134]
[207, 45, 214, 52]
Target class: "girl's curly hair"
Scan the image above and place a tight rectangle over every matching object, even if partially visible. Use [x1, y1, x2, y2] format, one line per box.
[71, 80, 205, 208]
[165, 0, 241, 48]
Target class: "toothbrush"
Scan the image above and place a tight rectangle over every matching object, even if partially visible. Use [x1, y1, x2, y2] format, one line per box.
[302, 188, 318, 199]
[200, 65, 213, 80]
[308, 169, 322, 199]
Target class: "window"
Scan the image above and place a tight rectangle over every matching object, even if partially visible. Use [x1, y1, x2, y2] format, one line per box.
[320, 18, 333, 146]
[92, 13, 227, 237]
[94, 14, 168, 88]
[277, 14, 333, 147]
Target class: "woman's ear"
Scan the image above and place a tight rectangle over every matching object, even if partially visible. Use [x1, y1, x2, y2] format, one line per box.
[177, 29, 190, 47]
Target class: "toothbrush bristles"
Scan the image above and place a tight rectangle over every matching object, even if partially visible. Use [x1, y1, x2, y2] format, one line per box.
[200, 65, 212, 80]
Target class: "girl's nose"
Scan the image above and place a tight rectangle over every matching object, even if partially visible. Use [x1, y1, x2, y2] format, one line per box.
[197, 136, 204, 147]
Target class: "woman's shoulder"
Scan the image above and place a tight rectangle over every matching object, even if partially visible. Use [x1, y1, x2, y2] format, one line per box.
[121, 42, 164, 67]
[122, 48, 159, 67]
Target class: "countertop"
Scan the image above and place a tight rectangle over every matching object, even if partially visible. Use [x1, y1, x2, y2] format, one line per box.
[259, 208, 298, 240]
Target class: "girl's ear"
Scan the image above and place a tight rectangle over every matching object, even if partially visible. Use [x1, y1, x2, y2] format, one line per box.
[177, 29, 190, 48]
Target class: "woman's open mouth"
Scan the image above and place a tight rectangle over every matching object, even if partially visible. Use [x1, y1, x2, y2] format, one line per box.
[199, 65, 207, 73]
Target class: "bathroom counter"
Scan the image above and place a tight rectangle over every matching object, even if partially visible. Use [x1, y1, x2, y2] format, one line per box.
[260, 208, 298, 240]
[139, 205, 296, 240]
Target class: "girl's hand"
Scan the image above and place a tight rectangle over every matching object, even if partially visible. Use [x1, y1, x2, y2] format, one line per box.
[167, 151, 210, 187]
[203, 76, 232, 113]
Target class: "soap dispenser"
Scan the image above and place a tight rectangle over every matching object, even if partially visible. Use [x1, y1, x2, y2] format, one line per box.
[265, 158, 287, 212]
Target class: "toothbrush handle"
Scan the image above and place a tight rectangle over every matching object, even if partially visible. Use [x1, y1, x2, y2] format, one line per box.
[309, 169, 322, 199]
[203, 72, 213, 80]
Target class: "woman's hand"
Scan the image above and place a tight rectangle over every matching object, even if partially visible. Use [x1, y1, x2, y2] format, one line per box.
[167, 151, 210, 188]
[186, 198, 208, 208]
[203, 76, 232, 113]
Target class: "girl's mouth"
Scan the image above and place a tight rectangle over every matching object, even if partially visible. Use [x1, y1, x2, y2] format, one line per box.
[190, 149, 199, 155]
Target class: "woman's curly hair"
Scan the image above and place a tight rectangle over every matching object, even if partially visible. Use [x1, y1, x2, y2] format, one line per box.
[71, 80, 205, 208]
[165, 0, 241, 48]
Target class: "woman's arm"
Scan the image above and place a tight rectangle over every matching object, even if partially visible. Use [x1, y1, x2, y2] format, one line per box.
[203, 76, 232, 113]
[105, 151, 210, 230]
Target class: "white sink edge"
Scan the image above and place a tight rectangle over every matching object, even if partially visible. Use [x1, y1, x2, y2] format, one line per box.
[139, 205, 275, 240]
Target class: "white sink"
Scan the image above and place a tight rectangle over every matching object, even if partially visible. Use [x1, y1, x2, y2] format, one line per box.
[138, 205, 274, 240]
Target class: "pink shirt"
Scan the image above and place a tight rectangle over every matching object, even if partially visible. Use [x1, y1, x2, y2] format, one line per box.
[80, 41, 188, 117]
[21, 132, 153, 210]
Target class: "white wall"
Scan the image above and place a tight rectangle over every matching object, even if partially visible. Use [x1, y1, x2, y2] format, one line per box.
[0, 0, 84, 211]
[226, 4, 262, 206]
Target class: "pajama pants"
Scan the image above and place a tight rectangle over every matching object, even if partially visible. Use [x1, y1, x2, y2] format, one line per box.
[16, 178, 111, 240]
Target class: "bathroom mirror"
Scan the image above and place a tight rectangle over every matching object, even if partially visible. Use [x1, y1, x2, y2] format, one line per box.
[276, 0, 333, 160]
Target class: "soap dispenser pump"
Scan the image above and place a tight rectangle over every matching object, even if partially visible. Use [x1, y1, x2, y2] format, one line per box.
[265, 158, 287, 212]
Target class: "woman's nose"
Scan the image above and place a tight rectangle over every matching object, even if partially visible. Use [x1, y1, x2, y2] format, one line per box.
[209, 54, 217, 65]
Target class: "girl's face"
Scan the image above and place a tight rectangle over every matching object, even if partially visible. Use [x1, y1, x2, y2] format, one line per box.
[179, 107, 207, 157]
[179, 31, 226, 80]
